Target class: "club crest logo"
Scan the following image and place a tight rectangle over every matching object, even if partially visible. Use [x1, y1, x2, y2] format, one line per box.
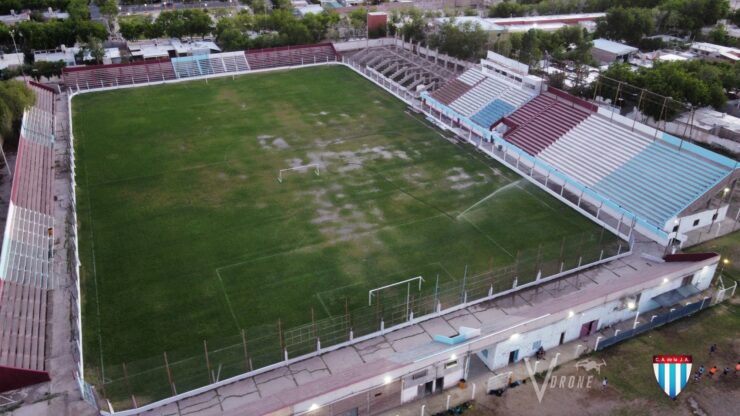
[653, 355, 692, 399]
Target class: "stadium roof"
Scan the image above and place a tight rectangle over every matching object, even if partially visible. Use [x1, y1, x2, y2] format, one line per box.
[592, 38, 639, 55]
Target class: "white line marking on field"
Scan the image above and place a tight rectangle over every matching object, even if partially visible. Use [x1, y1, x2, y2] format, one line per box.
[315, 292, 332, 317]
[215, 269, 241, 332]
[81, 147, 107, 380]
[460, 216, 515, 259]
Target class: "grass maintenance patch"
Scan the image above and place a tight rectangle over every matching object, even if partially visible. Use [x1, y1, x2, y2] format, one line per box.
[73, 66, 617, 383]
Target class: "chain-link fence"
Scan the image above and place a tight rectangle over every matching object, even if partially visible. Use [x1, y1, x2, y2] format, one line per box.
[92, 228, 627, 410]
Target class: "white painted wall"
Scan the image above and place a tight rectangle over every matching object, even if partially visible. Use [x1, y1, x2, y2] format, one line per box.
[666, 205, 729, 238]
[479, 265, 716, 372]
[443, 369, 464, 388]
[401, 385, 417, 403]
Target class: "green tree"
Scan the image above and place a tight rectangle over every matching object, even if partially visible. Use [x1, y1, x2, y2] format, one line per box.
[428, 20, 489, 61]
[182, 9, 213, 39]
[0, 80, 35, 145]
[488, 0, 528, 18]
[99, 0, 119, 32]
[595, 7, 655, 45]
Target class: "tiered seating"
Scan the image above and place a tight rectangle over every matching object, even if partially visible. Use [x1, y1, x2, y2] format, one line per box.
[593, 138, 731, 226]
[0, 84, 54, 387]
[0, 281, 48, 372]
[62, 59, 176, 90]
[538, 116, 650, 187]
[450, 76, 510, 116]
[28, 83, 54, 114]
[11, 140, 54, 215]
[172, 52, 250, 79]
[429, 79, 471, 106]
[504, 94, 591, 155]
[534, 110, 734, 227]
[471, 99, 515, 129]
[245, 44, 337, 70]
[457, 68, 486, 86]
[499, 86, 534, 108]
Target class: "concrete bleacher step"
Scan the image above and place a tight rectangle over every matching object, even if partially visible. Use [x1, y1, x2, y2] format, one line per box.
[0, 281, 48, 371]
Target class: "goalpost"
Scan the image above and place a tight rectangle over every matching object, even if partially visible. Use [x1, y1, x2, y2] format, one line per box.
[369, 276, 425, 322]
[278, 164, 320, 183]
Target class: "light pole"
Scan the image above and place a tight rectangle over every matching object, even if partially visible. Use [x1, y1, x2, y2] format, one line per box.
[9, 30, 26, 82]
[718, 258, 730, 277]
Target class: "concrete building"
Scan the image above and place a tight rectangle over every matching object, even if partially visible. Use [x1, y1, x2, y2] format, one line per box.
[0, 10, 30, 25]
[127, 39, 221, 60]
[689, 42, 740, 63]
[295, 4, 325, 17]
[0, 52, 24, 70]
[489, 13, 605, 33]
[34, 47, 79, 67]
[591, 38, 639, 64]
[434, 13, 605, 35]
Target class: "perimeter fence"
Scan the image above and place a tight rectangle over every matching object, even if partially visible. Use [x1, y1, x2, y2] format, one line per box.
[94, 228, 628, 410]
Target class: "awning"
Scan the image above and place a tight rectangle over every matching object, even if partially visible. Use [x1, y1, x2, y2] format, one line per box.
[652, 285, 701, 308]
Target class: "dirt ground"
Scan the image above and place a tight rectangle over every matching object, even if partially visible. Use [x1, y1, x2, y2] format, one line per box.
[466, 363, 738, 416]
[444, 299, 740, 416]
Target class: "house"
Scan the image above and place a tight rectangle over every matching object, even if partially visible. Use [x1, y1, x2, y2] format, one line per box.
[0, 52, 24, 70]
[0, 10, 31, 25]
[689, 42, 740, 63]
[295, 5, 324, 17]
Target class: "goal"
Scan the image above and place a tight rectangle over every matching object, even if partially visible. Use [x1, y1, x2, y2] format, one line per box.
[278, 164, 320, 183]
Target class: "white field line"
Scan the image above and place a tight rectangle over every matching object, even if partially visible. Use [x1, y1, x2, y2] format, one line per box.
[215, 268, 241, 332]
[456, 178, 525, 220]
[81, 146, 106, 380]
[460, 216, 515, 259]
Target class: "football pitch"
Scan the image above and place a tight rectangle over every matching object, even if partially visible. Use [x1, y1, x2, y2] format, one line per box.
[73, 65, 618, 377]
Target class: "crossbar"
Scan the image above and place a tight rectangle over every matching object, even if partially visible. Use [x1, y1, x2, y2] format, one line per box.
[368, 276, 424, 306]
[278, 164, 320, 183]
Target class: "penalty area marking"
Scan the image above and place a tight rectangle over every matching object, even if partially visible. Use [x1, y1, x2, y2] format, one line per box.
[278, 164, 320, 183]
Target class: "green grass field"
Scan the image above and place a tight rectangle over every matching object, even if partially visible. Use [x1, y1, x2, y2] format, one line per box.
[73, 66, 618, 380]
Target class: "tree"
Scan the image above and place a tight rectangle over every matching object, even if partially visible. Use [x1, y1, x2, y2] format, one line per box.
[250, 0, 268, 15]
[428, 20, 488, 61]
[659, 0, 729, 36]
[0, 80, 35, 145]
[488, 1, 528, 18]
[595, 7, 655, 45]
[80, 37, 105, 63]
[99, 0, 119, 32]
[598, 60, 733, 120]
[182, 9, 213, 39]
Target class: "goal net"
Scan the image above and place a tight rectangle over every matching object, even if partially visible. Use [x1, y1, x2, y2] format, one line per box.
[278, 164, 320, 183]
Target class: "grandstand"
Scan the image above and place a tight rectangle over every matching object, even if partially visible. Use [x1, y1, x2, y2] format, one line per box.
[245, 43, 338, 69]
[62, 59, 177, 90]
[63, 45, 340, 91]
[0, 82, 55, 391]
[171, 51, 250, 78]
[345, 43, 464, 95]
[422, 52, 738, 243]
